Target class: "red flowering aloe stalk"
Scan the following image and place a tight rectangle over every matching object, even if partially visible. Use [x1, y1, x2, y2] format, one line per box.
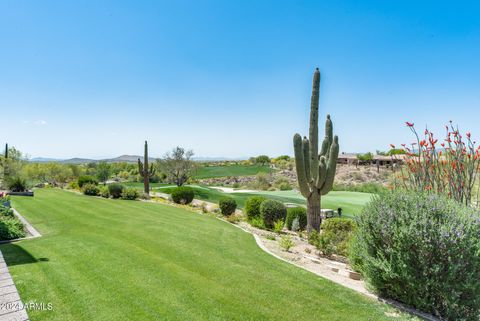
[393, 121, 480, 207]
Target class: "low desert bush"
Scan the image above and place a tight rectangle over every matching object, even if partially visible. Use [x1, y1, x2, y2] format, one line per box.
[99, 186, 110, 198]
[78, 175, 98, 188]
[171, 187, 194, 204]
[274, 176, 292, 191]
[121, 188, 139, 200]
[108, 183, 124, 199]
[225, 213, 242, 224]
[219, 197, 237, 216]
[333, 182, 387, 193]
[245, 196, 266, 220]
[279, 235, 294, 252]
[249, 216, 265, 229]
[67, 181, 79, 190]
[314, 218, 356, 257]
[260, 199, 286, 229]
[350, 191, 480, 321]
[82, 183, 100, 196]
[285, 207, 307, 231]
[273, 219, 284, 233]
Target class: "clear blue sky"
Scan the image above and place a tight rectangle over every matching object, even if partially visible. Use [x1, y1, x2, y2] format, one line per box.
[1, 1, 479, 159]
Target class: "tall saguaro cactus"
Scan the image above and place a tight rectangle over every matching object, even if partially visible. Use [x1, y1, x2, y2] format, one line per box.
[293, 68, 339, 232]
[138, 141, 155, 194]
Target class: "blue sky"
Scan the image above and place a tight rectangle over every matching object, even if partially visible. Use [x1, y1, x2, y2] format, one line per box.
[0, 1, 479, 159]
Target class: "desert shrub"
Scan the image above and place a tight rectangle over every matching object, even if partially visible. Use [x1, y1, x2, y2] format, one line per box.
[82, 183, 100, 196]
[265, 234, 276, 240]
[250, 216, 265, 229]
[171, 186, 194, 204]
[0, 206, 14, 218]
[273, 219, 284, 233]
[108, 183, 124, 199]
[308, 230, 320, 246]
[260, 199, 286, 229]
[285, 207, 307, 230]
[274, 176, 292, 191]
[250, 172, 270, 190]
[333, 182, 387, 194]
[219, 197, 237, 216]
[0, 217, 25, 240]
[245, 196, 266, 220]
[121, 188, 139, 200]
[7, 177, 28, 192]
[313, 218, 355, 257]
[78, 175, 98, 188]
[225, 213, 242, 224]
[279, 235, 294, 252]
[350, 191, 480, 321]
[67, 181, 79, 190]
[99, 186, 110, 198]
[278, 182, 292, 191]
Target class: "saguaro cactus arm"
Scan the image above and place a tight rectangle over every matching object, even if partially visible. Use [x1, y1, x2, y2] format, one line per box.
[309, 68, 320, 179]
[321, 136, 339, 195]
[138, 158, 144, 175]
[293, 134, 311, 198]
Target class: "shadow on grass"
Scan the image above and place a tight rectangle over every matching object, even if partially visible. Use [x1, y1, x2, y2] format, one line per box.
[0, 243, 49, 266]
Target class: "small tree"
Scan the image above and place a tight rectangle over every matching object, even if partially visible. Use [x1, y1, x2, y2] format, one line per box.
[96, 161, 111, 184]
[255, 155, 270, 166]
[159, 147, 195, 186]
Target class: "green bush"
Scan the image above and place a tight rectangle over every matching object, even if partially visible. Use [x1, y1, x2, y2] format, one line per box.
[0, 217, 25, 240]
[108, 183, 124, 199]
[314, 218, 355, 257]
[82, 183, 100, 196]
[0, 206, 14, 218]
[78, 175, 98, 188]
[279, 235, 294, 252]
[171, 187, 194, 204]
[260, 200, 286, 229]
[250, 216, 265, 229]
[278, 182, 292, 191]
[350, 191, 480, 321]
[7, 177, 28, 192]
[245, 196, 266, 221]
[67, 181, 79, 190]
[285, 207, 307, 230]
[219, 197, 237, 216]
[99, 186, 110, 198]
[333, 182, 386, 194]
[121, 188, 139, 200]
[273, 219, 284, 233]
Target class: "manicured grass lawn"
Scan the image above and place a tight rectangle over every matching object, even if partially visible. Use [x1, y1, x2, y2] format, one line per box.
[194, 164, 271, 179]
[159, 185, 372, 217]
[2, 189, 404, 321]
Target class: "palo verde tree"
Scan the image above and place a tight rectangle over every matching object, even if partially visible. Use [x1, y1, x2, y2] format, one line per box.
[159, 146, 195, 186]
[138, 140, 155, 194]
[293, 68, 339, 232]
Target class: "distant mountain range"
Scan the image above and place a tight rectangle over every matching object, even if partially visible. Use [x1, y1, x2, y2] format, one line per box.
[29, 155, 248, 164]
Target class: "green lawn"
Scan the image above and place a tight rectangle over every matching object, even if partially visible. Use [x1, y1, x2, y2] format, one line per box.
[2, 189, 406, 321]
[194, 164, 271, 179]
